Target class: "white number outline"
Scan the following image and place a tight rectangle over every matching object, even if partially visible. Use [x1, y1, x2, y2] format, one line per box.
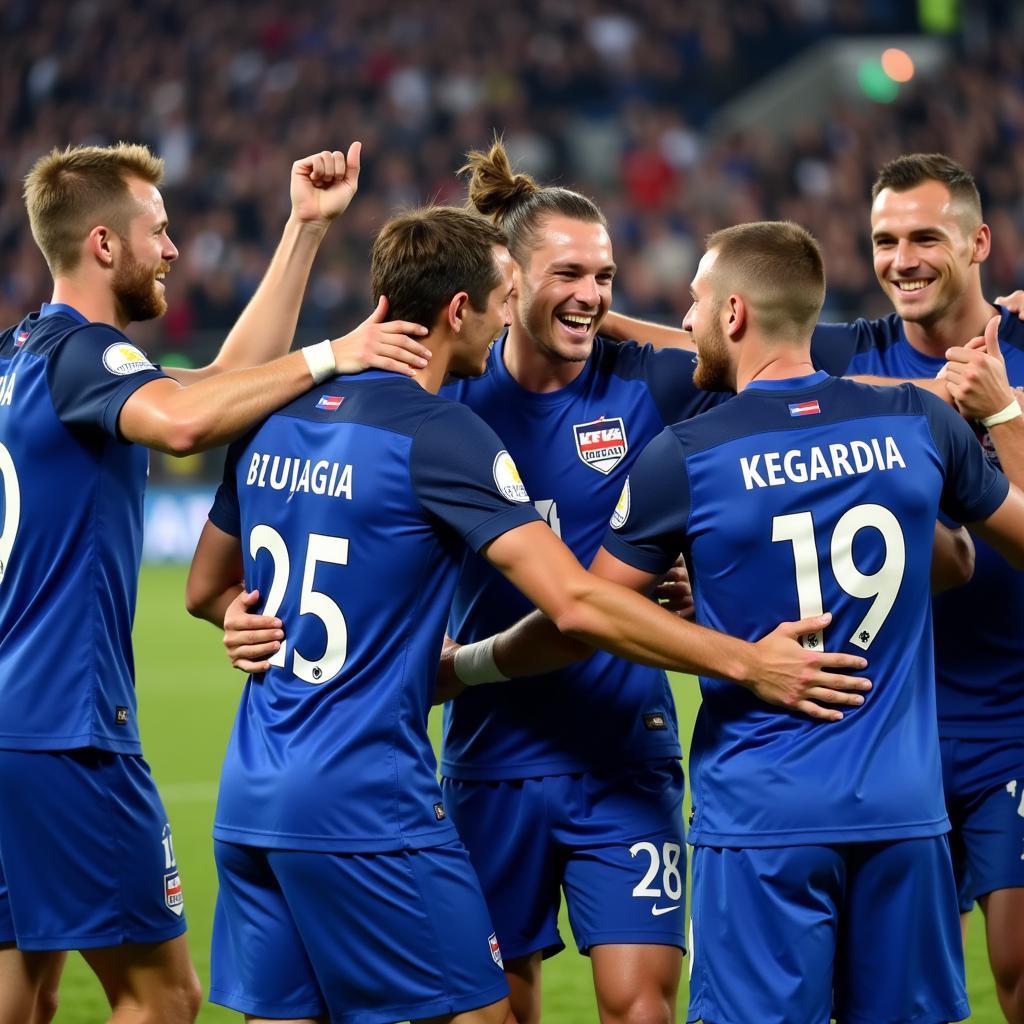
[248, 525, 349, 684]
[0, 442, 21, 585]
[630, 841, 683, 900]
[772, 503, 906, 651]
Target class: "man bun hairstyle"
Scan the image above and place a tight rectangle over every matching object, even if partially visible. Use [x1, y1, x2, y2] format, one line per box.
[23, 142, 164, 274]
[371, 206, 508, 329]
[460, 136, 604, 266]
[871, 153, 982, 227]
[705, 221, 825, 339]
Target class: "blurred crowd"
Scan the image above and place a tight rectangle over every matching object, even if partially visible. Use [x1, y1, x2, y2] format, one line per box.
[2, 0, 1023, 367]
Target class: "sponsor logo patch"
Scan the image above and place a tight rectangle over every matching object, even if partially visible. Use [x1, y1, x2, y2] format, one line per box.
[316, 394, 344, 411]
[164, 870, 184, 916]
[433, 802, 446, 821]
[610, 479, 630, 530]
[574, 416, 627, 474]
[102, 343, 154, 376]
[492, 451, 529, 503]
[643, 712, 667, 731]
[488, 932, 503, 968]
[788, 400, 821, 417]
[115, 706, 130, 725]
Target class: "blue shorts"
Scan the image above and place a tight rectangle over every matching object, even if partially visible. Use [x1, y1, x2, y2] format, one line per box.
[0, 748, 187, 951]
[687, 838, 968, 1024]
[441, 760, 686, 960]
[211, 838, 509, 1024]
[941, 736, 1024, 911]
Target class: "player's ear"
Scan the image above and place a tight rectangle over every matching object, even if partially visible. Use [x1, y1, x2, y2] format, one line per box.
[86, 225, 117, 269]
[725, 294, 746, 338]
[971, 222, 991, 265]
[447, 291, 471, 333]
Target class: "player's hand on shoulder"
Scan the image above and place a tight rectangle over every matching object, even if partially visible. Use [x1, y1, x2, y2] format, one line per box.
[944, 314, 1014, 422]
[653, 555, 694, 620]
[223, 589, 283, 674]
[748, 612, 871, 722]
[433, 637, 467, 704]
[290, 142, 363, 225]
[995, 290, 1024, 320]
[330, 295, 431, 377]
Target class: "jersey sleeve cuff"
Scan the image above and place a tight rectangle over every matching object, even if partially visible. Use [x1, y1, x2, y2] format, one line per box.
[601, 530, 675, 575]
[464, 504, 542, 553]
[101, 368, 168, 441]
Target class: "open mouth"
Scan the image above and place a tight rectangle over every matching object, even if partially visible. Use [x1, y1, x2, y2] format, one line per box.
[893, 279, 933, 294]
[556, 312, 595, 336]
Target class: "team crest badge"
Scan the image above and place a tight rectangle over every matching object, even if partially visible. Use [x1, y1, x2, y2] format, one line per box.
[573, 417, 628, 475]
[163, 870, 184, 916]
[102, 342, 154, 376]
[488, 932, 503, 968]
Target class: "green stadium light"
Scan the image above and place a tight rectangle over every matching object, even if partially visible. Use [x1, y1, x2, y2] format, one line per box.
[857, 58, 900, 103]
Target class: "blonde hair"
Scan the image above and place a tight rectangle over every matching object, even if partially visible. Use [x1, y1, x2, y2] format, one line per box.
[24, 142, 164, 273]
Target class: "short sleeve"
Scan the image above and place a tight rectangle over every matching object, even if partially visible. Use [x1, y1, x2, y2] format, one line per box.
[410, 402, 542, 551]
[601, 427, 691, 574]
[633, 343, 731, 425]
[48, 323, 166, 440]
[919, 390, 1010, 523]
[811, 322, 862, 377]
[209, 442, 244, 538]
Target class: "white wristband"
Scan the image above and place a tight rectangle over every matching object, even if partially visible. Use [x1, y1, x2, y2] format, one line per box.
[980, 399, 1023, 428]
[453, 635, 510, 686]
[302, 339, 336, 385]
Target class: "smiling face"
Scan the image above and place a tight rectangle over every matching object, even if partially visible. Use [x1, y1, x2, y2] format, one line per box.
[449, 245, 515, 378]
[112, 176, 177, 323]
[870, 180, 987, 328]
[515, 214, 615, 364]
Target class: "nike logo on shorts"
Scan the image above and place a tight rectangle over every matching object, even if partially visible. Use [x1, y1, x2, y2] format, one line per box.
[651, 904, 680, 916]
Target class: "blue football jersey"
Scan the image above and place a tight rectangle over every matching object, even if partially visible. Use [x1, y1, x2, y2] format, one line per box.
[813, 309, 1024, 739]
[0, 304, 166, 752]
[208, 372, 540, 852]
[440, 335, 728, 780]
[604, 373, 1008, 847]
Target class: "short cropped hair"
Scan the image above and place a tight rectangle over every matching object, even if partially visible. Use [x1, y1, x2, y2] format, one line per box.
[370, 207, 508, 328]
[871, 153, 982, 227]
[23, 142, 164, 274]
[460, 136, 604, 267]
[705, 221, 825, 338]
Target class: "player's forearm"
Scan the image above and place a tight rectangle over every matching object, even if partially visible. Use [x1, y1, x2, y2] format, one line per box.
[988, 413, 1024, 489]
[930, 522, 975, 594]
[171, 215, 330, 383]
[185, 581, 243, 629]
[148, 351, 316, 454]
[550, 574, 753, 681]
[601, 311, 694, 351]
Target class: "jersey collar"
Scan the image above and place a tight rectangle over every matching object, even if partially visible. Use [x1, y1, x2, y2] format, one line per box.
[744, 370, 830, 393]
[40, 302, 88, 324]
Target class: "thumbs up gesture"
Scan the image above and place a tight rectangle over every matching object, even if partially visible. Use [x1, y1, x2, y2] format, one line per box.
[943, 314, 1015, 423]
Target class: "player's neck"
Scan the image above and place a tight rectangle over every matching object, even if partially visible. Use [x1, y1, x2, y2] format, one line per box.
[502, 323, 588, 393]
[50, 278, 127, 330]
[737, 347, 816, 392]
[900, 286, 998, 358]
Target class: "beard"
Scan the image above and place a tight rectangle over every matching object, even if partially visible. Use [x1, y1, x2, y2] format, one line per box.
[692, 318, 732, 391]
[113, 244, 167, 323]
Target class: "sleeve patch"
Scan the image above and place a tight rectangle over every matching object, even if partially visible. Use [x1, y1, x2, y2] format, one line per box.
[492, 450, 530, 503]
[610, 479, 630, 530]
[102, 343, 155, 376]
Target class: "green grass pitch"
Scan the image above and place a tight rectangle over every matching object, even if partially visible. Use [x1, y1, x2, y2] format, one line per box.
[52, 565, 1002, 1022]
